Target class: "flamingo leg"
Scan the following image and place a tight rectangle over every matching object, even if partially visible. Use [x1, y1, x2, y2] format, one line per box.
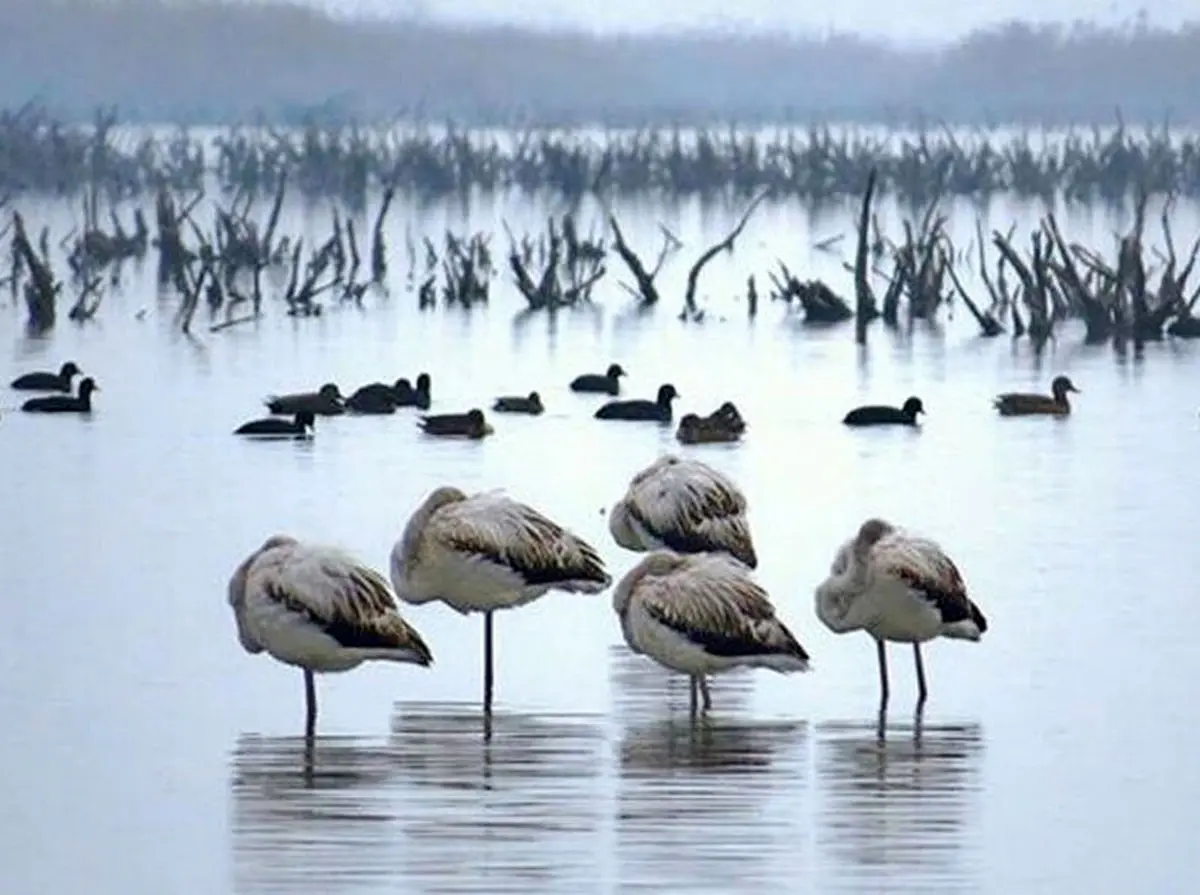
[913, 643, 928, 708]
[699, 676, 712, 712]
[483, 610, 495, 718]
[304, 669, 317, 739]
[875, 638, 890, 712]
[689, 676, 698, 716]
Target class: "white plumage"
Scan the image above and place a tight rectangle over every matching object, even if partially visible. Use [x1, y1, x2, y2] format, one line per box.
[228, 534, 433, 736]
[390, 485, 611, 715]
[613, 549, 811, 714]
[608, 454, 758, 568]
[814, 518, 988, 710]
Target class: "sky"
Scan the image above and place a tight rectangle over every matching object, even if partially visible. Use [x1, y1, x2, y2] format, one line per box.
[328, 0, 1191, 43]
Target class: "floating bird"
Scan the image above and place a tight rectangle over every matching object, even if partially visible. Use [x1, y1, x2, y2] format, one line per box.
[228, 534, 434, 738]
[814, 517, 988, 711]
[570, 363, 626, 395]
[394, 373, 432, 410]
[390, 486, 610, 716]
[492, 391, 544, 415]
[10, 361, 82, 392]
[609, 454, 757, 567]
[234, 411, 315, 438]
[419, 408, 493, 439]
[676, 413, 736, 445]
[994, 375, 1079, 417]
[20, 377, 99, 414]
[613, 550, 811, 714]
[843, 396, 925, 427]
[266, 383, 345, 417]
[345, 379, 405, 415]
[595, 383, 679, 422]
[675, 403, 746, 444]
[710, 401, 747, 434]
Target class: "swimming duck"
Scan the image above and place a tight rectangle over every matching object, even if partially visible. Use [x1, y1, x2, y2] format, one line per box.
[570, 363, 626, 396]
[10, 361, 83, 392]
[675, 412, 742, 445]
[843, 396, 925, 427]
[235, 411, 315, 438]
[709, 401, 747, 434]
[21, 377, 99, 414]
[394, 373, 431, 410]
[346, 379, 405, 415]
[265, 383, 345, 416]
[994, 376, 1079, 417]
[419, 408, 493, 439]
[492, 391, 544, 415]
[595, 384, 679, 423]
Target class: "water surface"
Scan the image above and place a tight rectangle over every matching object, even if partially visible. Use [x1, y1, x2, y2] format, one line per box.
[2, 190, 1199, 893]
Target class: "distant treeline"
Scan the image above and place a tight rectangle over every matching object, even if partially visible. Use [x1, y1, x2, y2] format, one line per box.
[3, 0, 1199, 126]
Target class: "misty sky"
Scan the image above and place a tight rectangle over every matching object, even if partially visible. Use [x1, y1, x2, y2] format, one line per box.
[332, 0, 1189, 42]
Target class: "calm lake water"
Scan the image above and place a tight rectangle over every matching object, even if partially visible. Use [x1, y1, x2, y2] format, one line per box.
[2, 188, 1199, 894]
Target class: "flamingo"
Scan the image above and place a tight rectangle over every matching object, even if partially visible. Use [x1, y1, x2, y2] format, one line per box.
[228, 534, 433, 737]
[815, 518, 988, 712]
[390, 486, 610, 717]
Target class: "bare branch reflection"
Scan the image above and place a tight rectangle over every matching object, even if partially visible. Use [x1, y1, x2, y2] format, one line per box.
[815, 717, 985, 891]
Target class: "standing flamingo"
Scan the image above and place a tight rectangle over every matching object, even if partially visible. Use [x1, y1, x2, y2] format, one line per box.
[814, 518, 988, 712]
[608, 454, 757, 567]
[228, 534, 433, 737]
[613, 550, 811, 715]
[390, 486, 610, 718]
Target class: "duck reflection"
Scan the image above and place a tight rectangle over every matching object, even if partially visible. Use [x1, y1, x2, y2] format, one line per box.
[229, 733, 401, 894]
[815, 716, 985, 892]
[615, 712, 808, 890]
[387, 701, 607, 893]
[608, 645, 754, 723]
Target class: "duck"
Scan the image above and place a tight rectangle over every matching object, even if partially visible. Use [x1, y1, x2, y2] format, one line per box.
[21, 377, 100, 414]
[675, 412, 742, 445]
[710, 401, 747, 434]
[345, 379, 405, 415]
[994, 375, 1079, 417]
[234, 411, 315, 438]
[492, 391, 544, 415]
[570, 363, 626, 396]
[10, 361, 83, 392]
[843, 396, 925, 427]
[595, 383, 679, 422]
[419, 408, 493, 439]
[265, 383, 345, 416]
[394, 373, 432, 410]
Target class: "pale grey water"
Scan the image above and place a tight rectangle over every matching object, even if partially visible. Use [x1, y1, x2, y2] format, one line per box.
[2, 189, 1200, 894]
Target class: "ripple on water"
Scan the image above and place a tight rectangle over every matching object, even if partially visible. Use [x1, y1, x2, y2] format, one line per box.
[230, 734, 403, 894]
[387, 703, 607, 893]
[815, 717, 985, 893]
[230, 704, 609, 895]
[609, 647, 809, 893]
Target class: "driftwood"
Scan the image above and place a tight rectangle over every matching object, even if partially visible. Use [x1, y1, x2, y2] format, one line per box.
[680, 188, 770, 319]
[769, 266, 853, 323]
[12, 211, 60, 331]
[852, 170, 880, 343]
[607, 216, 681, 306]
[506, 213, 605, 311]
